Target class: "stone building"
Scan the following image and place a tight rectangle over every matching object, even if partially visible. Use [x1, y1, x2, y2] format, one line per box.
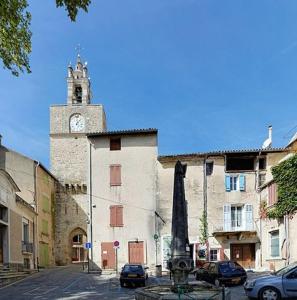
[0, 169, 36, 269]
[156, 147, 288, 270]
[87, 129, 158, 269]
[50, 55, 106, 265]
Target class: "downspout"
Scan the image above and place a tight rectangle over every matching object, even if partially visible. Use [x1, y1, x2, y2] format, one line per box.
[89, 140, 93, 264]
[33, 161, 40, 269]
[257, 151, 262, 268]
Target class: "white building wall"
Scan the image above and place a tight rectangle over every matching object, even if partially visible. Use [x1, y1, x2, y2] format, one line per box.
[89, 134, 157, 269]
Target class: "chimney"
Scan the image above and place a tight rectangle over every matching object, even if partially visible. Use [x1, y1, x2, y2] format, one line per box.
[268, 125, 272, 144]
[0, 134, 2, 146]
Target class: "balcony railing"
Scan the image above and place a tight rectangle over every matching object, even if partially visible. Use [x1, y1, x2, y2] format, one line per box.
[22, 241, 33, 253]
[212, 221, 255, 233]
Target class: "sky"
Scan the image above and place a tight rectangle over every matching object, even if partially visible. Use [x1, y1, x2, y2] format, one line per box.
[1, 0, 297, 169]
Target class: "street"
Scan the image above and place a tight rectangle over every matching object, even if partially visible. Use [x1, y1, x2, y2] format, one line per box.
[0, 264, 252, 300]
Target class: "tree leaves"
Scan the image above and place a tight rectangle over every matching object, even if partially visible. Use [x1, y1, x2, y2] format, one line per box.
[267, 154, 297, 218]
[56, 0, 91, 21]
[0, 0, 91, 76]
[0, 0, 32, 76]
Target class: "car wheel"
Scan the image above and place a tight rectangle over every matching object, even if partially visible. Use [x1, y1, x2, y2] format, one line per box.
[259, 286, 281, 300]
[214, 279, 221, 287]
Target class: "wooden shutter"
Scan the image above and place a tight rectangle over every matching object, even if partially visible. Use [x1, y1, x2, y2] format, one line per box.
[245, 204, 253, 230]
[268, 183, 277, 206]
[225, 176, 231, 191]
[110, 165, 121, 186]
[239, 175, 246, 191]
[110, 205, 123, 227]
[110, 206, 116, 226]
[223, 204, 231, 231]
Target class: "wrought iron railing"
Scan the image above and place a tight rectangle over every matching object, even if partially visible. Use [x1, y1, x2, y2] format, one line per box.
[22, 241, 33, 253]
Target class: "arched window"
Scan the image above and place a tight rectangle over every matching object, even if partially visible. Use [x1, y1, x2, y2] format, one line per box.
[74, 86, 82, 103]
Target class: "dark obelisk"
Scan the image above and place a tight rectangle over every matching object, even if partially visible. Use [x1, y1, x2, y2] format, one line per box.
[168, 161, 194, 292]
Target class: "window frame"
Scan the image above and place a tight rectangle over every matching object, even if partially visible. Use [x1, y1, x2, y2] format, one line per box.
[110, 205, 124, 227]
[269, 230, 280, 258]
[110, 164, 122, 186]
[209, 249, 218, 261]
[110, 137, 121, 151]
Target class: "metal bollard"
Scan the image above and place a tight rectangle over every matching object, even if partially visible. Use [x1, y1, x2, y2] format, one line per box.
[222, 284, 225, 300]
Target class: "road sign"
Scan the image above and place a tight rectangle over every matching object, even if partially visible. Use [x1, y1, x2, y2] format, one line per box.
[85, 242, 92, 249]
[113, 240, 120, 248]
[154, 234, 159, 241]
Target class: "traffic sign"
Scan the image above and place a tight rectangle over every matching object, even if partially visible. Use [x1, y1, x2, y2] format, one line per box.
[113, 240, 120, 248]
[154, 234, 159, 241]
[85, 242, 92, 249]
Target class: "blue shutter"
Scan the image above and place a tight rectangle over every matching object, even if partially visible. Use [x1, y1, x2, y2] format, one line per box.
[225, 175, 231, 191]
[239, 175, 245, 191]
[245, 204, 253, 230]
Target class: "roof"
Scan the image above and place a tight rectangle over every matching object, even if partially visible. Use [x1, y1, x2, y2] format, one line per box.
[87, 128, 158, 137]
[159, 147, 287, 160]
[0, 169, 20, 192]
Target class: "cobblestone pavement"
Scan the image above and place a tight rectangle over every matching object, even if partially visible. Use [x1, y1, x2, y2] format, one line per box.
[0, 264, 267, 299]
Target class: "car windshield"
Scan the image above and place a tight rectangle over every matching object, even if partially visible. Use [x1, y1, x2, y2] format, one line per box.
[123, 265, 143, 273]
[219, 261, 242, 272]
[274, 262, 297, 276]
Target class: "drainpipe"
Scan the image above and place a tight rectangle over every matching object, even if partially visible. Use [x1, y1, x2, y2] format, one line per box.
[33, 161, 40, 270]
[88, 141, 93, 265]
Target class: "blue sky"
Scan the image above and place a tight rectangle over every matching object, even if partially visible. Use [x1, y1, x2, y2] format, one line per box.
[1, 0, 297, 168]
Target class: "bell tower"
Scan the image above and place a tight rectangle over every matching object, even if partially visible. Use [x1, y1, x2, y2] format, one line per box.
[50, 55, 106, 184]
[67, 55, 91, 105]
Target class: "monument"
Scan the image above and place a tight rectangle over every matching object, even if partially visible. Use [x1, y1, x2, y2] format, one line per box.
[135, 161, 230, 300]
[167, 161, 194, 292]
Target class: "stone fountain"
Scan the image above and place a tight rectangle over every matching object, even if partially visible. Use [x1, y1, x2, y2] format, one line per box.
[135, 161, 230, 300]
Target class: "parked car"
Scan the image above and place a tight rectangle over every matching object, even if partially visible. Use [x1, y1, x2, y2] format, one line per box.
[195, 261, 247, 286]
[120, 264, 149, 287]
[244, 262, 297, 300]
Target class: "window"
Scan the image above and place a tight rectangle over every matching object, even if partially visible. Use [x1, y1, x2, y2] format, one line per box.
[259, 158, 266, 170]
[22, 218, 29, 242]
[110, 165, 121, 186]
[270, 230, 280, 257]
[225, 175, 245, 191]
[110, 205, 123, 227]
[42, 220, 49, 235]
[42, 195, 50, 213]
[73, 234, 83, 244]
[268, 183, 278, 206]
[74, 86, 82, 103]
[210, 249, 218, 261]
[231, 206, 242, 228]
[0, 206, 8, 222]
[206, 161, 214, 176]
[110, 138, 121, 151]
[226, 157, 255, 171]
[259, 173, 266, 187]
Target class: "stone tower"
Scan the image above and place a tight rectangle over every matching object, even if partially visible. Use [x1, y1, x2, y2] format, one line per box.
[50, 56, 106, 265]
[50, 55, 107, 185]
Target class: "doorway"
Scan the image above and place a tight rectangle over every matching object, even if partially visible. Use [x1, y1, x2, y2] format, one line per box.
[128, 241, 144, 264]
[101, 242, 116, 269]
[231, 243, 255, 269]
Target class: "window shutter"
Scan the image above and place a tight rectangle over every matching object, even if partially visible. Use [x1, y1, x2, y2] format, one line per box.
[225, 176, 231, 192]
[245, 204, 253, 230]
[116, 206, 123, 226]
[110, 206, 116, 226]
[223, 204, 231, 231]
[110, 165, 121, 186]
[219, 247, 224, 261]
[268, 183, 277, 206]
[239, 175, 246, 191]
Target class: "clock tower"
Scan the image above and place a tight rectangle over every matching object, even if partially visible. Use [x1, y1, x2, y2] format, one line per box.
[50, 55, 106, 185]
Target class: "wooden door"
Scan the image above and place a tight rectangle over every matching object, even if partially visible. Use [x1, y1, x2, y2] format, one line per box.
[128, 241, 144, 264]
[101, 242, 116, 269]
[231, 244, 255, 269]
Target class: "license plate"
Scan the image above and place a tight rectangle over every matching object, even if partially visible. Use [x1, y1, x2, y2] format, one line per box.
[231, 277, 240, 283]
[128, 274, 137, 278]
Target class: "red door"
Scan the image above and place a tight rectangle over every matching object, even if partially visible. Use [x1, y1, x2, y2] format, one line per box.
[128, 241, 144, 264]
[231, 244, 255, 269]
[101, 242, 116, 269]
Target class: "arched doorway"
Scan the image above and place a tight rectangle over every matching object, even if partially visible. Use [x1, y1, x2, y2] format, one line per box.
[69, 228, 87, 263]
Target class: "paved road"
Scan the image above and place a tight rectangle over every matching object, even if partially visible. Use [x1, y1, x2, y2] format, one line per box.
[0, 265, 251, 299]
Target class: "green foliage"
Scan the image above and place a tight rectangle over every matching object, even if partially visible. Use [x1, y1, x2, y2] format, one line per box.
[0, 0, 91, 76]
[199, 210, 208, 245]
[267, 154, 297, 218]
[56, 0, 91, 22]
[0, 0, 32, 76]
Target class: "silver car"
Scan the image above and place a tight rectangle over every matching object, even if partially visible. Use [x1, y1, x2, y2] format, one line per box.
[244, 262, 297, 300]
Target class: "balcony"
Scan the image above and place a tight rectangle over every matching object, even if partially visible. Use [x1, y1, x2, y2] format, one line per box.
[22, 241, 33, 254]
[211, 220, 257, 238]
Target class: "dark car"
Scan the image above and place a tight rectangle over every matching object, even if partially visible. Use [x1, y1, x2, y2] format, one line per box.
[120, 264, 148, 287]
[195, 261, 247, 286]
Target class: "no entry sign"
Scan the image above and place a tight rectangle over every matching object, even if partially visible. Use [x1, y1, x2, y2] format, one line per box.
[113, 240, 120, 248]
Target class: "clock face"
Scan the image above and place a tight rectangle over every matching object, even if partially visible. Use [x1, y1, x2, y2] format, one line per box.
[70, 114, 85, 132]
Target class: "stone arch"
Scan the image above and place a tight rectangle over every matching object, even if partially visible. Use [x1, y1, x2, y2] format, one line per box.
[69, 227, 87, 263]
